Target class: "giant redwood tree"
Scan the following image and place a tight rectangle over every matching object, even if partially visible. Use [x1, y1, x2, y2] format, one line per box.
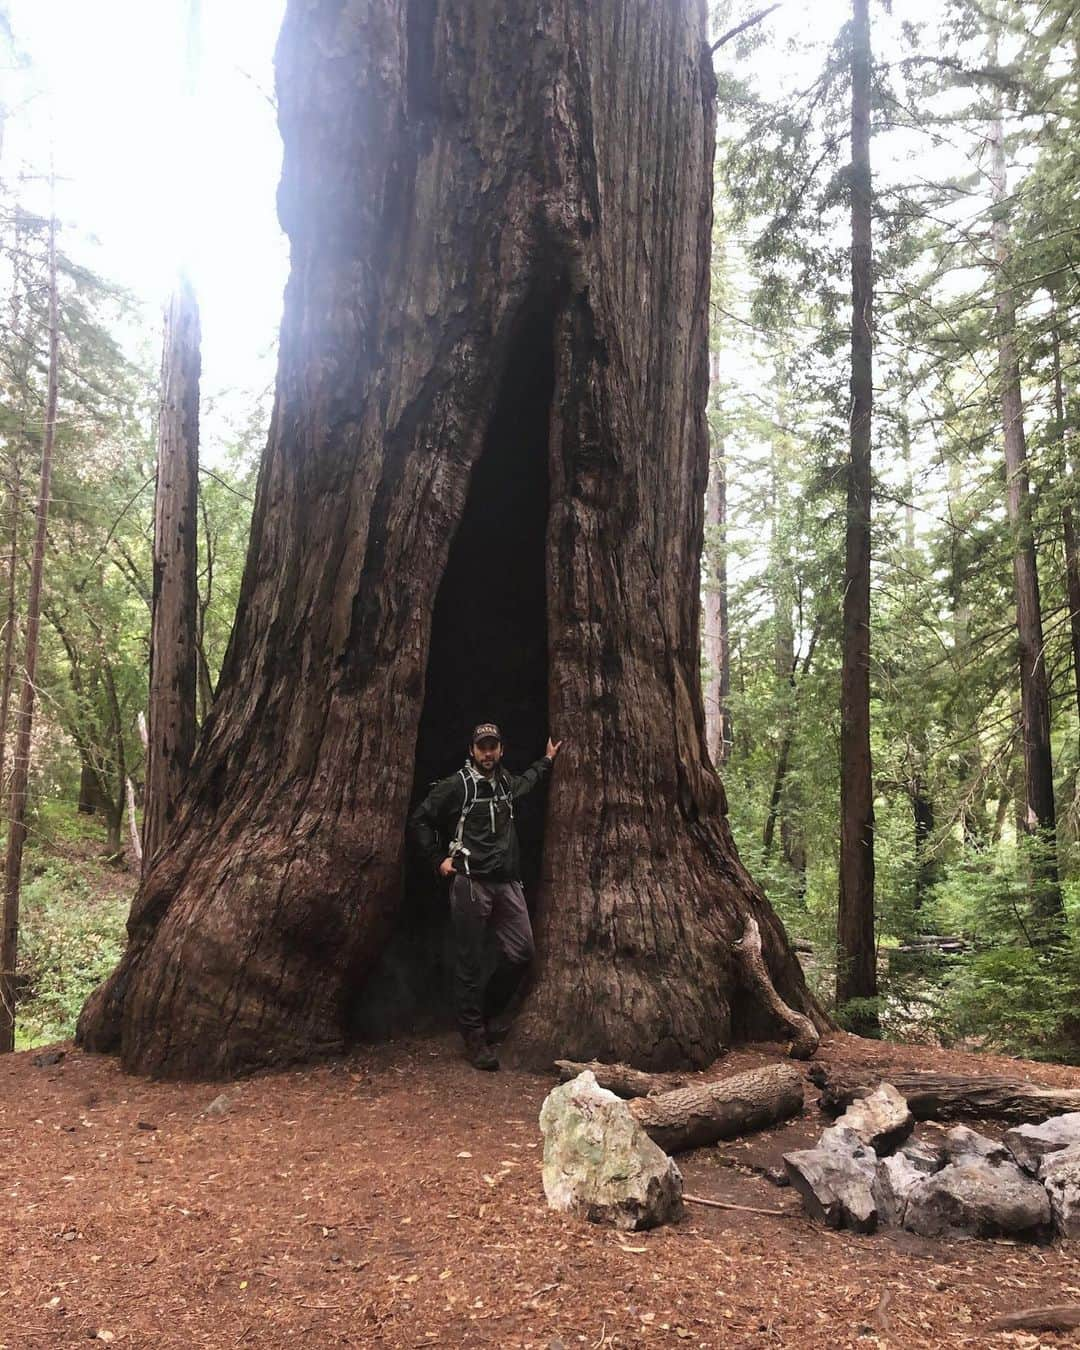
[78, 0, 825, 1078]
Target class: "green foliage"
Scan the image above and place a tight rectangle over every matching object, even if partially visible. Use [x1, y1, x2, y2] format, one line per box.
[707, 0, 1080, 1062]
[14, 825, 132, 1050]
[943, 939, 1080, 1062]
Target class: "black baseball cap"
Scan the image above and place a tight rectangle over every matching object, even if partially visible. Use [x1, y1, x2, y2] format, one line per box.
[471, 722, 502, 745]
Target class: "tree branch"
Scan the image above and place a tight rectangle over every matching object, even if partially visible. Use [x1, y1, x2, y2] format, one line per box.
[710, 3, 783, 53]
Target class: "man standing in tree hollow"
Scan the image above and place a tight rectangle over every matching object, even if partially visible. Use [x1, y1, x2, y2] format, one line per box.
[409, 723, 563, 1070]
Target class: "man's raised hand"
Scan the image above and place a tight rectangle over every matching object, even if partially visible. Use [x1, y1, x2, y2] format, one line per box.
[546, 738, 563, 761]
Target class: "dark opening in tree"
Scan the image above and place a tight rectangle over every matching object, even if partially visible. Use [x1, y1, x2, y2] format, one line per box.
[414, 298, 554, 887]
[352, 299, 555, 1035]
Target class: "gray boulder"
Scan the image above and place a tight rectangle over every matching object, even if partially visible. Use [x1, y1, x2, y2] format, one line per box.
[903, 1157, 1052, 1240]
[1038, 1143, 1080, 1239]
[539, 1071, 684, 1231]
[784, 1126, 880, 1234]
[835, 1082, 914, 1153]
[875, 1152, 930, 1227]
[1005, 1113, 1080, 1175]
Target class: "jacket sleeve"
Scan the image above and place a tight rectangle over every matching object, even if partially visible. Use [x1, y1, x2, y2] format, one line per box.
[507, 756, 552, 801]
[408, 775, 463, 874]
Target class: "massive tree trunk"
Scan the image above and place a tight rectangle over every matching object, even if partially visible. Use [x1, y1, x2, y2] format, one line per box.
[836, 0, 877, 1021]
[142, 276, 201, 870]
[988, 76, 1063, 931]
[78, 0, 825, 1079]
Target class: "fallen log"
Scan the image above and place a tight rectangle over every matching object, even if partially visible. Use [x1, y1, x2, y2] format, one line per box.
[810, 1064, 1080, 1123]
[628, 1063, 804, 1153]
[554, 1060, 691, 1098]
[734, 917, 819, 1060]
[984, 1306, 1080, 1334]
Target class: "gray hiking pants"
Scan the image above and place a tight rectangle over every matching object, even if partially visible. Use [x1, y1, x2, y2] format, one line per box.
[450, 875, 535, 1035]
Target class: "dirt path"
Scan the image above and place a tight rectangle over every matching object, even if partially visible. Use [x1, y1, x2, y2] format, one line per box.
[2, 1033, 1078, 1348]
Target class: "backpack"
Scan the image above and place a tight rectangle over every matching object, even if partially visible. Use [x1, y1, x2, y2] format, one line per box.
[447, 761, 513, 874]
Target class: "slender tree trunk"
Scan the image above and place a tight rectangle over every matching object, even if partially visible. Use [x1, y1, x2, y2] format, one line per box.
[989, 69, 1062, 931]
[703, 347, 731, 765]
[1051, 322, 1080, 735]
[143, 276, 200, 870]
[78, 759, 101, 815]
[0, 452, 18, 803]
[946, 460, 988, 846]
[763, 624, 819, 858]
[0, 211, 28, 808]
[0, 212, 59, 1054]
[196, 496, 215, 725]
[836, 0, 877, 1020]
[126, 778, 143, 866]
[79, 0, 826, 1079]
[910, 776, 935, 909]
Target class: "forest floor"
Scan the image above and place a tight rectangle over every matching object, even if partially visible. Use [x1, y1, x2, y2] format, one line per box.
[2, 1032, 1079, 1350]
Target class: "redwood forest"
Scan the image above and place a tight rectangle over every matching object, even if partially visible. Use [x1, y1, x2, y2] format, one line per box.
[2, 1, 1080, 1346]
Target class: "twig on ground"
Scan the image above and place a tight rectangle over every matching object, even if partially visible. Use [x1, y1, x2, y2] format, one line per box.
[683, 1192, 791, 1218]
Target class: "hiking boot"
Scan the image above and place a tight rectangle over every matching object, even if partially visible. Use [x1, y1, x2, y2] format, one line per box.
[463, 1031, 499, 1072]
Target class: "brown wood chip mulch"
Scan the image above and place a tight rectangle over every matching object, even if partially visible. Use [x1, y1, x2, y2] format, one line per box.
[2, 1030, 1079, 1348]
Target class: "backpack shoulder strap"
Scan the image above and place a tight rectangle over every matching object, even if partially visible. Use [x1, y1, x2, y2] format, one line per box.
[451, 765, 479, 854]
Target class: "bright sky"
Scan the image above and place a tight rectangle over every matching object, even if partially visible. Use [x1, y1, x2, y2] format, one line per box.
[3, 0, 981, 479]
[5, 0, 288, 457]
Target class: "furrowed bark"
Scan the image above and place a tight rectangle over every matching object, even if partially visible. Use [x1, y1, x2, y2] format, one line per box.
[836, 0, 877, 1022]
[811, 1064, 1080, 1122]
[628, 1063, 804, 1153]
[79, 0, 825, 1078]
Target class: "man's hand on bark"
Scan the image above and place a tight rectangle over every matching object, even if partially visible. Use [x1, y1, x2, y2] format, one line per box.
[438, 857, 456, 877]
[546, 738, 563, 761]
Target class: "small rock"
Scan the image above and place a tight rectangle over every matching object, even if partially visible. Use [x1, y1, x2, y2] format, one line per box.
[1038, 1143, 1080, 1239]
[784, 1127, 879, 1233]
[1005, 1113, 1080, 1175]
[539, 1072, 684, 1231]
[903, 1158, 1052, 1240]
[835, 1082, 914, 1154]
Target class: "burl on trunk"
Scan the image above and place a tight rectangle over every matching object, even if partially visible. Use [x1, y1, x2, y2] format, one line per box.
[78, 0, 826, 1078]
